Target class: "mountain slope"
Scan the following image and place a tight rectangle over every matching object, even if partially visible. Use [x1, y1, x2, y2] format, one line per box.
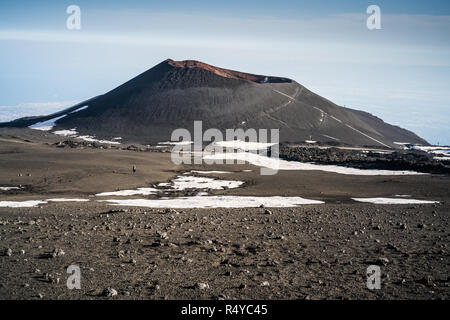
[0, 59, 428, 147]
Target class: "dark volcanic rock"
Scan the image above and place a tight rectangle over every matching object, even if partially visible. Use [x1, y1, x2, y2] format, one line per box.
[279, 145, 450, 174]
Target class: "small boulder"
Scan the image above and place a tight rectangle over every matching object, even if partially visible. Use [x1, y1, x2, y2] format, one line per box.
[102, 287, 118, 297]
[194, 282, 209, 290]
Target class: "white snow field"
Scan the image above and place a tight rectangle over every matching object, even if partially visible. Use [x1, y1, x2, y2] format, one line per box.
[352, 198, 439, 205]
[0, 200, 48, 208]
[46, 198, 90, 202]
[99, 195, 324, 208]
[158, 176, 244, 190]
[95, 188, 159, 197]
[28, 105, 89, 131]
[0, 198, 89, 207]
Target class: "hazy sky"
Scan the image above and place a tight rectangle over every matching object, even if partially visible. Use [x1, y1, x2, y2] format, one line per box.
[1, 0, 449, 144]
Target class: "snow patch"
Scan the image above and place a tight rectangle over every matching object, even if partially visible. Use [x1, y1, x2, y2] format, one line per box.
[28, 105, 89, 131]
[158, 176, 244, 190]
[158, 141, 193, 146]
[0, 198, 89, 207]
[77, 135, 121, 145]
[0, 200, 47, 208]
[352, 197, 438, 204]
[53, 129, 78, 136]
[412, 145, 450, 161]
[190, 170, 232, 174]
[69, 105, 88, 113]
[52, 128, 120, 144]
[0, 186, 22, 191]
[29, 114, 67, 131]
[96, 188, 159, 197]
[99, 195, 324, 208]
[394, 142, 410, 145]
[413, 145, 450, 155]
[214, 140, 275, 151]
[46, 198, 89, 202]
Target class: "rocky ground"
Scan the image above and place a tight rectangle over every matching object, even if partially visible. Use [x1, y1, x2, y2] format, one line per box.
[0, 128, 449, 300]
[0, 202, 448, 300]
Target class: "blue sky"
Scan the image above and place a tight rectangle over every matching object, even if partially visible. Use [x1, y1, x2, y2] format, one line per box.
[1, 0, 449, 144]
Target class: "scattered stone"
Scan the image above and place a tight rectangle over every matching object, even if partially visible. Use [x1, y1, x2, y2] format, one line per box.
[4, 248, 12, 256]
[418, 276, 434, 286]
[376, 257, 389, 266]
[261, 281, 270, 287]
[264, 209, 272, 215]
[108, 209, 127, 214]
[163, 208, 179, 214]
[44, 274, 60, 284]
[102, 287, 118, 297]
[157, 231, 168, 239]
[194, 282, 209, 290]
[151, 240, 162, 247]
[215, 293, 228, 300]
[48, 248, 65, 258]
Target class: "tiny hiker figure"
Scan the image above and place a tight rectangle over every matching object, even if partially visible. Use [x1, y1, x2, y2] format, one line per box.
[132, 165, 136, 174]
